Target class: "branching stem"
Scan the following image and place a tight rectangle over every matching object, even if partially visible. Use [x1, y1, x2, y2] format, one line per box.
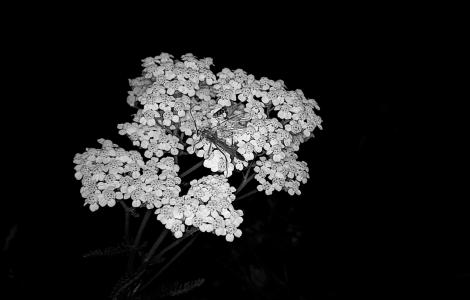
[236, 173, 255, 195]
[236, 188, 258, 202]
[180, 160, 203, 178]
[140, 234, 198, 292]
[127, 210, 152, 272]
[143, 230, 168, 263]
[119, 201, 131, 245]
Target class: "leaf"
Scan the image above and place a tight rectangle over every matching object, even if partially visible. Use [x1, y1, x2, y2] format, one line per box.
[82, 243, 132, 258]
[110, 271, 134, 299]
[158, 278, 205, 298]
[110, 269, 145, 299]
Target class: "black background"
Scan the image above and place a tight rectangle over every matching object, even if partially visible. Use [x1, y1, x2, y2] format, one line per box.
[1, 6, 466, 299]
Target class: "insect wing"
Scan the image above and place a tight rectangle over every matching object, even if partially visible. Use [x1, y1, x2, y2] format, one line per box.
[213, 107, 227, 117]
[213, 111, 250, 133]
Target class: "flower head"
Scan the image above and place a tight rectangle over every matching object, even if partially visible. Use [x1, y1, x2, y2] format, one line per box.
[154, 175, 243, 241]
[74, 52, 323, 242]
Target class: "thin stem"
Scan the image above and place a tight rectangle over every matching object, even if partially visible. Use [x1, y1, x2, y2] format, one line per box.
[180, 160, 203, 179]
[140, 234, 198, 292]
[134, 210, 152, 248]
[149, 227, 199, 265]
[235, 188, 258, 202]
[236, 173, 255, 195]
[143, 229, 168, 263]
[115, 230, 169, 297]
[119, 201, 131, 245]
[124, 230, 198, 296]
[243, 160, 255, 179]
[128, 210, 153, 272]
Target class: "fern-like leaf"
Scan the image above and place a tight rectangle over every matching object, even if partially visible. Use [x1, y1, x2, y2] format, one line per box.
[110, 269, 145, 299]
[159, 278, 205, 298]
[82, 243, 132, 258]
[110, 271, 133, 299]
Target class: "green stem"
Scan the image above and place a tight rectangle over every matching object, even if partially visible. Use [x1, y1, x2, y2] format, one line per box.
[140, 234, 198, 292]
[128, 210, 152, 272]
[143, 229, 168, 263]
[148, 227, 199, 265]
[122, 230, 198, 296]
[134, 210, 152, 248]
[235, 188, 258, 202]
[236, 173, 255, 195]
[115, 230, 169, 297]
[119, 201, 131, 245]
[118, 228, 196, 296]
[180, 160, 203, 179]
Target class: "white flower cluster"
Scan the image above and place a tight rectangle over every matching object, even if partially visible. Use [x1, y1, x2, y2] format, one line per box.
[74, 52, 323, 242]
[253, 151, 310, 196]
[73, 139, 181, 212]
[126, 77, 153, 107]
[275, 89, 323, 140]
[155, 175, 243, 241]
[117, 122, 184, 158]
[130, 53, 216, 130]
[125, 53, 322, 179]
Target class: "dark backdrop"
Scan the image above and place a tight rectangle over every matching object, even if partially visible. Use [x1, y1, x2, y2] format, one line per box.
[1, 7, 466, 299]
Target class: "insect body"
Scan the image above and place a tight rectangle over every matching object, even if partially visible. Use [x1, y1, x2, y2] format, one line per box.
[199, 127, 245, 161]
[188, 103, 249, 174]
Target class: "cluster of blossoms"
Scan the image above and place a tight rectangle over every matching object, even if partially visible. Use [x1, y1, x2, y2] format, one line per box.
[126, 53, 321, 178]
[253, 151, 309, 196]
[117, 122, 184, 158]
[73, 140, 243, 241]
[155, 175, 243, 241]
[74, 52, 322, 241]
[73, 139, 181, 212]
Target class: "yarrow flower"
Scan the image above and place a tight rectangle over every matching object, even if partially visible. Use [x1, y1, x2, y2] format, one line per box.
[73, 139, 141, 211]
[253, 151, 309, 196]
[117, 122, 184, 157]
[155, 175, 243, 241]
[74, 52, 322, 242]
[73, 139, 181, 211]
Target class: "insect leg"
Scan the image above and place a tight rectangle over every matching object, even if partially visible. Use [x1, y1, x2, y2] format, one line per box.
[188, 103, 203, 154]
[188, 103, 199, 135]
[213, 143, 230, 176]
[207, 141, 213, 159]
